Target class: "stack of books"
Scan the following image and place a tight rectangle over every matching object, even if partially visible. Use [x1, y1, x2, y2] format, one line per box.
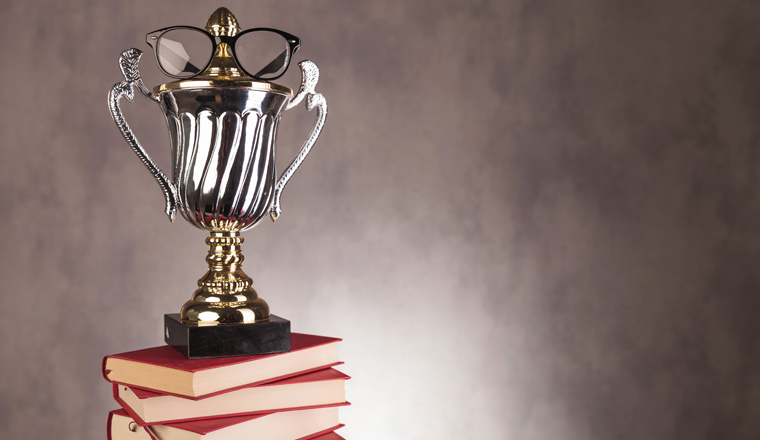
[103, 333, 349, 440]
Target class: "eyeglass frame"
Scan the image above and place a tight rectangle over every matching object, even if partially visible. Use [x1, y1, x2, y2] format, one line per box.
[145, 26, 301, 81]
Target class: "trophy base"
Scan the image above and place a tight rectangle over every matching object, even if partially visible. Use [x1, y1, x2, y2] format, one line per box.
[164, 313, 291, 359]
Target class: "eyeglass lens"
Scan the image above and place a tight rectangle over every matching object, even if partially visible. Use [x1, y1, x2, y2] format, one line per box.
[157, 29, 213, 78]
[234, 31, 291, 79]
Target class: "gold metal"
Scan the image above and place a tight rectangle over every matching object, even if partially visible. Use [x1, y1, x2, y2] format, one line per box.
[152, 7, 293, 96]
[205, 7, 241, 37]
[152, 79, 292, 96]
[198, 7, 245, 79]
[180, 231, 270, 326]
[198, 42, 245, 79]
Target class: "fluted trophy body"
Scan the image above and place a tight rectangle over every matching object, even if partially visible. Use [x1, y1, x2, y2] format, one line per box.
[159, 88, 290, 232]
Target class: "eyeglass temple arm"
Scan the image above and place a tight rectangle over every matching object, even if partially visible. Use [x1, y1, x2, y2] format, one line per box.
[253, 50, 288, 78]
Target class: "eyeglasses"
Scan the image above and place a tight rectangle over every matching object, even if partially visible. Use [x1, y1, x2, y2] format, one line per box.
[146, 26, 301, 80]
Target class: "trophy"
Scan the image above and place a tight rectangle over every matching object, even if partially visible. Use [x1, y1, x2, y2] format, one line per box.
[108, 8, 327, 358]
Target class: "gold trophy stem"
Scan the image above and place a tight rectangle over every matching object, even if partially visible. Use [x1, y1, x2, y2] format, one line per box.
[180, 231, 270, 326]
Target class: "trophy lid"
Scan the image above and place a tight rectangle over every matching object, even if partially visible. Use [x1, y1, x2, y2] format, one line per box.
[153, 8, 293, 96]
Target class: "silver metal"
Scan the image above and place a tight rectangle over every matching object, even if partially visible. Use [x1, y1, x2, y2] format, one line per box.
[271, 61, 328, 221]
[286, 60, 320, 111]
[108, 48, 178, 222]
[118, 48, 159, 103]
[108, 49, 327, 231]
[159, 86, 289, 230]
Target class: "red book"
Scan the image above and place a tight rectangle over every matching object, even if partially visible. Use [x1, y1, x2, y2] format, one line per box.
[115, 368, 350, 425]
[107, 408, 346, 440]
[103, 333, 341, 398]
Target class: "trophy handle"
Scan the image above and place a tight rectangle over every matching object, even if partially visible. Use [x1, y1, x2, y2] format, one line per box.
[108, 48, 179, 222]
[270, 60, 328, 222]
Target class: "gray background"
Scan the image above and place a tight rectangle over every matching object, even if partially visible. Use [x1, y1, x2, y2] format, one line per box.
[1, 0, 759, 439]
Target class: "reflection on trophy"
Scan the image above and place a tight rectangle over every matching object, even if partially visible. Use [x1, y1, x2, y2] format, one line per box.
[108, 8, 327, 358]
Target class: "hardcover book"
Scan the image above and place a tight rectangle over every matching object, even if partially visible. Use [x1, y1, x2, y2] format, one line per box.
[107, 408, 345, 440]
[115, 368, 349, 425]
[103, 333, 340, 397]
[108, 409, 152, 440]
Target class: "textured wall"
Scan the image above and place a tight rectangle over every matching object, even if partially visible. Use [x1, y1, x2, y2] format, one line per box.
[1, 1, 760, 439]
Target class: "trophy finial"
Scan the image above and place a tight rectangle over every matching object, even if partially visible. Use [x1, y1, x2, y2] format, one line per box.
[205, 7, 241, 37]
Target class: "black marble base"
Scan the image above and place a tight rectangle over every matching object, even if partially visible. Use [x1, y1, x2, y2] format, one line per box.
[164, 313, 291, 359]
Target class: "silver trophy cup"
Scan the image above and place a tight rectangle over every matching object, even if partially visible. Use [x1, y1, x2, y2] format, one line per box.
[108, 38, 326, 326]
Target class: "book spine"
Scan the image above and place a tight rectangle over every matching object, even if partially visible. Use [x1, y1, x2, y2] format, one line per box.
[102, 355, 112, 383]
